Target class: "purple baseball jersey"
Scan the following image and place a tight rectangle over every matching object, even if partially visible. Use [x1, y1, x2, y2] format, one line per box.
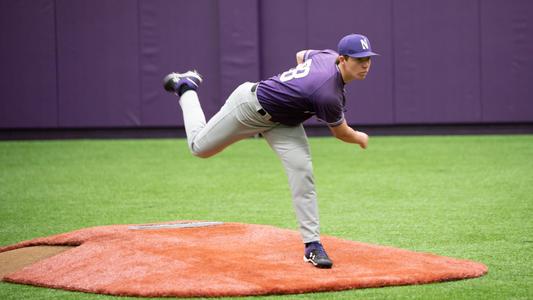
[256, 49, 346, 127]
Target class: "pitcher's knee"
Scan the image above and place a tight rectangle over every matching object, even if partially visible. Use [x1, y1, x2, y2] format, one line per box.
[189, 144, 216, 159]
[190, 148, 211, 159]
[285, 158, 313, 174]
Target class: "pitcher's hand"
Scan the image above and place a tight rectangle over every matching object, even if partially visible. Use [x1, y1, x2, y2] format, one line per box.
[356, 131, 368, 149]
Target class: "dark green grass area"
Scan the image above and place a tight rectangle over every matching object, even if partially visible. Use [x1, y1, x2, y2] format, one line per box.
[1, 135, 532, 299]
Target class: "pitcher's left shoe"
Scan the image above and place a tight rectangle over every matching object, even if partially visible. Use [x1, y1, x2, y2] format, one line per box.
[304, 242, 333, 269]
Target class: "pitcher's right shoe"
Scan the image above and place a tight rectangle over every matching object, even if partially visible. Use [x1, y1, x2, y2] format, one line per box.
[163, 71, 202, 96]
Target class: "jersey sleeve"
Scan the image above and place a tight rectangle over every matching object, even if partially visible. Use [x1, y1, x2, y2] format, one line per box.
[303, 50, 316, 61]
[313, 97, 345, 127]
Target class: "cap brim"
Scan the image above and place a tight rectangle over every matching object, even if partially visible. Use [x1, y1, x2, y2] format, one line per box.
[347, 51, 379, 58]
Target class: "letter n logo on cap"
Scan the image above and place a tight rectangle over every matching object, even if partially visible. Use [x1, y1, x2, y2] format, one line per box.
[360, 38, 369, 50]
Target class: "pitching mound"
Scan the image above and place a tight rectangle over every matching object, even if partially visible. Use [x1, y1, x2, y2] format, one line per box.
[0, 221, 487, 297]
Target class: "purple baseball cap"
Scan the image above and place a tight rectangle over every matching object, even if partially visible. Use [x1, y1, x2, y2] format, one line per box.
[338, 34, 379, 58]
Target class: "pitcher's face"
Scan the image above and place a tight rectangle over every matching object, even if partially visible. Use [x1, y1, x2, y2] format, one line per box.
[339, 56, 372, 81]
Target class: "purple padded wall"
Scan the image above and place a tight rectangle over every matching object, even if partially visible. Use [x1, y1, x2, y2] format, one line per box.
[56, 0, 140, 127]
[393, 0, 482, 124]
[480, 0, 533, 122]
[218, 0, 260, 100]
[259, 0, 308, 79]
[1, 0, 532, 130]
[139, 0, 220, 126]
[0, 0, 57, 128]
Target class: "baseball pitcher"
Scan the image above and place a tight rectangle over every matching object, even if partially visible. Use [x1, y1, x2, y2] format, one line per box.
[163, 34, 378, 268]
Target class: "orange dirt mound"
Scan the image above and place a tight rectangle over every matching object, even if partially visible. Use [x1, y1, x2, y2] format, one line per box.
[0, 221, 487, 297]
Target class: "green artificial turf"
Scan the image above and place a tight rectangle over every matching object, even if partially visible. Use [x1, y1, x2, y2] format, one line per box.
[0, 135, 532, 299]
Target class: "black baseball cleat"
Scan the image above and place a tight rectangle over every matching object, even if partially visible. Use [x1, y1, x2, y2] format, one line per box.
[163, 70, 202, 96]
[304, 242, 333, 269]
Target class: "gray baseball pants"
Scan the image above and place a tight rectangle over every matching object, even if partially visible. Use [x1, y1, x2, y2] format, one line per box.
[178, 81, 320, 243]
